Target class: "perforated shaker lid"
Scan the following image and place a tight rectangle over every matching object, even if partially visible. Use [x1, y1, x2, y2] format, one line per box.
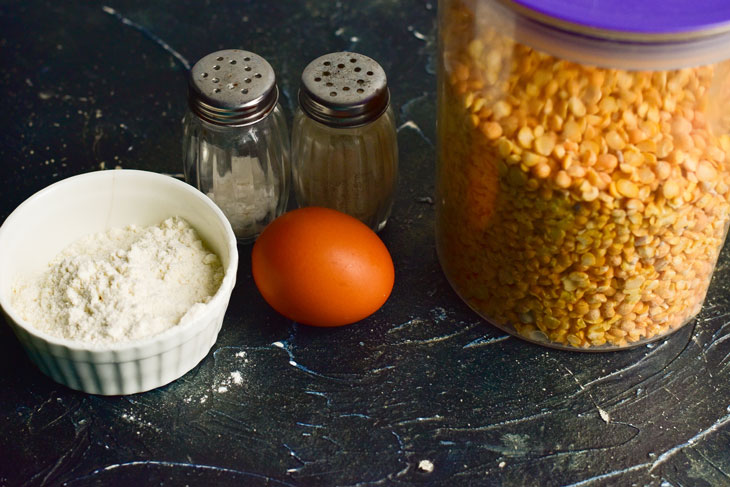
[188, 49, 278, 126]
[298, 52, 390, 128]
[509, 0, 730, 37]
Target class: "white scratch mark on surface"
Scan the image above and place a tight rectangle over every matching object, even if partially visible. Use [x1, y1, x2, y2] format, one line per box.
[272, 340, 348, 381]
[393, 324, 478, 346]
[407, 24, 429, 41]
[395, 415, 443, 426]
[463, 335, 510, 348]
[564, 413, 730, 485]
[396, 120, 434, 146]
[562, 462, 650, 487]
[582, 339, 671, 388]
[649, 412, 730, 472]
[397, 120, 421, 133]
[388, 318, 425, 333]
[82, 460, 296, 486]
[443, 409, 554, 433]
[563, 365, 611, 424]
[101, 6, 191, 70]
[705, 330, 730, 352]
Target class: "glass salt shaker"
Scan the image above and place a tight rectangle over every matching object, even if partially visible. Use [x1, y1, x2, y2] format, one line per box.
[292, 52, 398, 232]
[183, 49, 289, 243]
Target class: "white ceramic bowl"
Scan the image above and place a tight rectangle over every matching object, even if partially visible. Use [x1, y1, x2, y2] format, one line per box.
[0, 170, 238, 395]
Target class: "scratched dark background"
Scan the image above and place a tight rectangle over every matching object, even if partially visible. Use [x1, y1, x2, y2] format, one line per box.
[1, 1, 730, 486]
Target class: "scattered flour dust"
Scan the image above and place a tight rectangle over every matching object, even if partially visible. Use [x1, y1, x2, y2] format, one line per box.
[182, 351, 248, 404]
[214, 361, 248, 394]
[11, 217, 223, 345]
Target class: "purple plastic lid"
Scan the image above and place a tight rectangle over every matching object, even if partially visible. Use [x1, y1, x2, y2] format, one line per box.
[511, 0, 730, 35]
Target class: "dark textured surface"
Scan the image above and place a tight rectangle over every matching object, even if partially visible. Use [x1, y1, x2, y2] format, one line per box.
[1, 1, 729, 486]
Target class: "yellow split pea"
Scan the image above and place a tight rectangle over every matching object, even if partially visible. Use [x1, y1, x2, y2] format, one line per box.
[436, 0, 730, 348]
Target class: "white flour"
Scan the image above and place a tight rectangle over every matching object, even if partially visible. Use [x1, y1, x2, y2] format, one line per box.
[11, 217, 223, 345]
[207, 155, 278, 239]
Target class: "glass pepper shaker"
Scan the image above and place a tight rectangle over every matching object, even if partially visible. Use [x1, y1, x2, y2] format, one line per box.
[183, 49, 289, 243]
[292, 52, 398, 232]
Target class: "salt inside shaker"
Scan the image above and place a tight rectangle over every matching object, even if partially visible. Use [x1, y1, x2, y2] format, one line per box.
[183, 49, 290, 243]
[292, 52, 398, 232]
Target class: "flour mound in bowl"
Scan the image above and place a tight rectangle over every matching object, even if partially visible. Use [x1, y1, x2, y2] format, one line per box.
[11, 217, 224, 345]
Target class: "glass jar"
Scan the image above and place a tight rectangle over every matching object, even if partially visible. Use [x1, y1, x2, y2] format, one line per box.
[292, 52, 398, 232]
[183, 49, 289, 243]
[436, 0, 730, 349]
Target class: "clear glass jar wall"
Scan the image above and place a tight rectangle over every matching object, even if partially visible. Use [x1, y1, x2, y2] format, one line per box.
[436, 0, 730, 349]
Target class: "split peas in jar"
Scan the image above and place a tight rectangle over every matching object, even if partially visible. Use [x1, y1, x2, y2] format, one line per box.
[436, 0, 730, 349]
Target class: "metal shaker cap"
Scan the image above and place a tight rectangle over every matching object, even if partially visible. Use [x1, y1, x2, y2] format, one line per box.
[188, 49, 278, 126]
[299, 52, 390, 128]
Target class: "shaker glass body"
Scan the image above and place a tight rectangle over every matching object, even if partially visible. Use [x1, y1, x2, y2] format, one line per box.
[292, 106, 398, 232]
[183, 104, 290, 243]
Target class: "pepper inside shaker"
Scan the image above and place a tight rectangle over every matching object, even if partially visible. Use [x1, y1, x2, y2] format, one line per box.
[183, 49, 290, 243]
[292, 52, 398, 232]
